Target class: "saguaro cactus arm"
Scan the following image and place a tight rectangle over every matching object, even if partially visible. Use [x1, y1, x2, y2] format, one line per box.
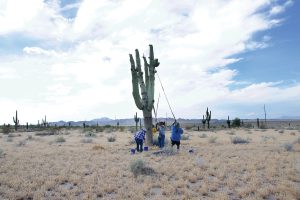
[130, 54, 144, 110]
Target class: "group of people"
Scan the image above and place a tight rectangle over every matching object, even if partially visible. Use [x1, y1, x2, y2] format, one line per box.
[134, 121, 184, 152]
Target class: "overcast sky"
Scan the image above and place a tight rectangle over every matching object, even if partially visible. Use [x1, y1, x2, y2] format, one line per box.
[0, 0, 299, 124]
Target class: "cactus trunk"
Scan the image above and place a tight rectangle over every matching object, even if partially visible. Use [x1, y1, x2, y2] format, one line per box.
[129, 45, 159, 146]
[13, 110, 19, 131]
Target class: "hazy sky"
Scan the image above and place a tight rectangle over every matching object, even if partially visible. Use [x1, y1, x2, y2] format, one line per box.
[0, 0, 299, 124]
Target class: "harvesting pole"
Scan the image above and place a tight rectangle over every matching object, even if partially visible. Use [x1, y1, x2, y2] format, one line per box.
[129, 44, 159, 146]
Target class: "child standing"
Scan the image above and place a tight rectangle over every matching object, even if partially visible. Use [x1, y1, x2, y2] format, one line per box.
[170, 121, 183, 150]
[134, 128, 146, 152]
[157, 122, 166, 148]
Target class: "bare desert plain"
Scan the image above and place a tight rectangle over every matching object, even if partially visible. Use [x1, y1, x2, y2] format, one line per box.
[0, 123, 299, 200]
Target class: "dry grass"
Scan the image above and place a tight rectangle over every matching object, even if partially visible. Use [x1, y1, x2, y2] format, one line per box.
[0, 127, 299, 199]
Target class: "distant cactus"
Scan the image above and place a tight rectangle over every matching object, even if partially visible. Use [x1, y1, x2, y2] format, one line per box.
[26, 122, 29, 130]
[68, 122, 71, 127]
[227, 116, 231, 128]
[13, 110, 20, 131]
[83, 122, 86, 128]
[42, 115, 47, 127]
[205, 108, 211, 129]
[134, 112, 140, 131]
[257, 118, 260, 128]
[202, 115, 206, 128]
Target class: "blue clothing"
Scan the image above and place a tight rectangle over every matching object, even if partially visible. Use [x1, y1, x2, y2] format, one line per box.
[158, 134, 165, 148]
[134, 129, 146, 141]
[170, 125, 183, 141]
[135, 138, 143, 152]
[158, 126, 165, 136]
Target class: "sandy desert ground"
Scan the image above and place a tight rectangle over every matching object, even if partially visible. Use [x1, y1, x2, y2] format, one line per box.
[0, 125, 299, 200]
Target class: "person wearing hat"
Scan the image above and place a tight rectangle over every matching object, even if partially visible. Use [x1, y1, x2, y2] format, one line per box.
[134, 128, 146, 152]
[170, 121, 183, 150]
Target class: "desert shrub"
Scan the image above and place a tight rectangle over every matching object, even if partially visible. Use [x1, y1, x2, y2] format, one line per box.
[199, 133, 207, 138]
[181, 134, 189, 140]
[260, 124, 267, 129]
[55, 136, 66, 143]
[27, 135, 33, 140]
[85, 132, 96, 137]
[226, 131, 235, 135]
[17, 140, 26, 147]
[118, 126, 125, 132]
[295, 137, 300, 144]
[0, 148, 3, 158]
[6, 137, 13, 142]
[278, 130, 285, 134]
[208, 136, 217, 143]
[130, 159, 155, 177]
[104, 125, 112, 128]
[283, 143, 293, 151]
[81, 138, 93, 143]
[2, 125, 11, 134]
[95, 126, 104, 132]
[92, 145, 105, 150]
[290, 132, 296, 136]
[8, 133, 17, 137]
[231, 118, 241, 128]
[244, 123, 253, 129]
[107, 135, 116, 142]
[231, 136, 249, 144]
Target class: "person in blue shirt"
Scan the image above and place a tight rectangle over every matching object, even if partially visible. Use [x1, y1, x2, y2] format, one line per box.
[134, 128, 146, 152]
[170, 121, 183, 150]
[157, 121, 166, 148]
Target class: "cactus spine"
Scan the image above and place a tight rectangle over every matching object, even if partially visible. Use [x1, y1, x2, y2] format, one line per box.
[129, 44, 159, 146]
[134, 112, 140, 131]
[227, 116, 231, 128]
[205, 107, 211, 129]
[13, 110, 20, 131]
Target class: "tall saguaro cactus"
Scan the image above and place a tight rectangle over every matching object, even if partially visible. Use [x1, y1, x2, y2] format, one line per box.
[227, 116, 231, 128]
[13, 110, 20, 131]
[129, 44, 159, 146]
[134, 112, 140, 131]
[205, 107, 212, 129]
[42, 115, 47, 127]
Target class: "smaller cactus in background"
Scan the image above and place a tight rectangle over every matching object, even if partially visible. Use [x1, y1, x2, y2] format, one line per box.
[26, 122, 29, 130]
[257, 118, 260, 128]
[202, 115, 206, 128]
[83, 122, 86, 128]
[227, 116, 231, 128]
[134, 112, 140, 131]
[42, 115, 47, 127]
[205, 108, 212, 129]
[13, 110, 20, 131]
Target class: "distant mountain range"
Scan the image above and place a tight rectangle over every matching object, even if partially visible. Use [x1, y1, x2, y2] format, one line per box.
[48, 116, 300, 127]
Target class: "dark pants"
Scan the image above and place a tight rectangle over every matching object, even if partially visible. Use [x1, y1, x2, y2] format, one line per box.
[158, 134, 165, 148]
[135, 138, 143, 152]
[171, 140, 180, 149]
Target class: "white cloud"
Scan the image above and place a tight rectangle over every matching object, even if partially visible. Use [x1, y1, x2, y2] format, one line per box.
[0, 0, 298, 122]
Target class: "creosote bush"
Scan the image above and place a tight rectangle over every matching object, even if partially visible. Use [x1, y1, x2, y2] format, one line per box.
[85, 132, 96, 137]
[2, 126, 11, 134]
[107, 135, 116, 142]
[232, 118, 241, 128]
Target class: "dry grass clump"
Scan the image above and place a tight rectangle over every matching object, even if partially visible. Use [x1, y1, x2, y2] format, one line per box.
[55, 136, 66, 143]
[6, 137, 13, 142]
[226, 131, 235, 135]
[199, 133, 207, 138]
[17, 140, 26, 147]
[181, 134, 189, 140]
[85, 132, 96, 137]
[0, 148, 3, 158]
[231, 136, 249, 144]
[107, 135, 116, 142]
[278, 130, 285, 134]
[92, 145, 105, 150]
[208, 136, 217, 143]
[129, 159, 155, 177]
[283, 143, 293, 151]
[81, 138, 93, 143]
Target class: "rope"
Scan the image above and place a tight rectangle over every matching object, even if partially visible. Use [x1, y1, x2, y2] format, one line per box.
[157, 73, 176, 120]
